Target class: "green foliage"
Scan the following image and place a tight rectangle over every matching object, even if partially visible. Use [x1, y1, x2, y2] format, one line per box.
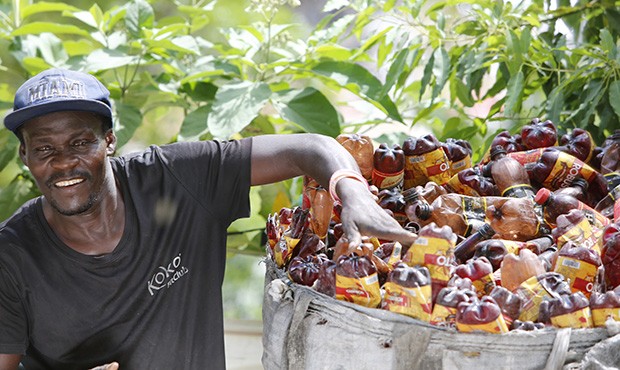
[1, 0, 619, 254]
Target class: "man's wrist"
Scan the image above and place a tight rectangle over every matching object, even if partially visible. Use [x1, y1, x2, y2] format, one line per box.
[329, 169, 369, 204]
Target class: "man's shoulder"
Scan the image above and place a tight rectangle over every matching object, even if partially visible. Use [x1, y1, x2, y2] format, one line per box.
[0, 197, 40, 247]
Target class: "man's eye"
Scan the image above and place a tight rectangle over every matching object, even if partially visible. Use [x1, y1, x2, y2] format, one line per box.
[36, 146, 53, 152]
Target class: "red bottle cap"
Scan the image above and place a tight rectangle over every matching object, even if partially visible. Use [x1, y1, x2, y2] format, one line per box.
[534, 188, 551, 205]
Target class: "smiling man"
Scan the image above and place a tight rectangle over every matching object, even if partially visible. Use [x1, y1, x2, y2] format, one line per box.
[0, 68, 416, 370]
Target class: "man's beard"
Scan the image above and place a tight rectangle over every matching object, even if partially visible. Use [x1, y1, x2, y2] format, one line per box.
[49, 191, 100, 216]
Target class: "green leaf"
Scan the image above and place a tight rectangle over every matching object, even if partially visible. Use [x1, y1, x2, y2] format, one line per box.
[20, 2, 79, 20]
[504, 69, 524, 118]
[547, 85, 564, 125]
[179, 104, 211, 141]
[114, 103, 143, 149]
[382, 48, 410, 96]
[125, 0, 154, 38]
[311, 61, 402, 121]
[600, 29, 616, 59]
[0, 176, 38, 221]
[431, 47, 450, 102]
[12, 22, 91, 37]
[82, 49, 139, 71]
[454, 78, 475, 107]
[273, 88, 341, 137]
[609, 80, 620, 123]
[420, 51, 435, 98]
[208, 81, 271, 139]
[0, 130, 18, 172]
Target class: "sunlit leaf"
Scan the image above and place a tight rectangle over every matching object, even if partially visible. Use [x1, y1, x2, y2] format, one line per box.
[179, 104, 211, 141]
[114, 102, 143, 148]
[12, 22, 91, 37]
[126, 0, 154, 38]
[273, 87, 341, 137]
[609, 80, 620, 123]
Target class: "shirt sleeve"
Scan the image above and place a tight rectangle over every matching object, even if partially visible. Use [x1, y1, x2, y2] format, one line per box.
[0, 261, 28, 354]
[146, 138, 252, 225]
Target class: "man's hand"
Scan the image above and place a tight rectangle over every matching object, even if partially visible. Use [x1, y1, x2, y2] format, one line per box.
[337, 178, 417, 247]
[89, 362, 119, 370]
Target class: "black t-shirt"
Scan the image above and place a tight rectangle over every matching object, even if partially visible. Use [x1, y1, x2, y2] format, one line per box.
[0, 139, 252, 370]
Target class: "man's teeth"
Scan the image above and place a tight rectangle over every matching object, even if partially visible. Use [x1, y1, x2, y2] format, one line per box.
[55, 178, 84, 187]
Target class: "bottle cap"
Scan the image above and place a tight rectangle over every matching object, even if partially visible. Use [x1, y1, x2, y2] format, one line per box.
[401, 188, 419, 203]
[570, 177, 588, 191]
[534, 188, 552, 205]
[490, 145, 507, 159]
[415, 203, 432, 220]
[478, 223, 496, 238]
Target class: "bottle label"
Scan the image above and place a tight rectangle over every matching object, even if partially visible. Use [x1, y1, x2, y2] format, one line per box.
[372, 168, 404, 190]
[335, 272, 381, 308]
[507, 148, 545, 166]
[592, 307, 620, 327]
[553, 256, 598, 297]
[404, 236, 455, 284]
[501, 184, 535, 199]
[550, 307, 593, 329]
[386, 242, 402, 266]
[543, 151, 597, 190]
[503, 240, 525, 255]
[449, 155, 472, 177]
[603, 172, 620, 191]
[430, 303, 457, 328]
[456, 315, 509, 334]
[382, 282, 432, 321]
[471, 273, 496, 298]
[445, 174, 480, 196]
[516, 276, 554, 322]
[555, 217, 602, 254]
[404, 147, 451, 188]
[461, 196, 488, 236]
[274, 236, 299, 267]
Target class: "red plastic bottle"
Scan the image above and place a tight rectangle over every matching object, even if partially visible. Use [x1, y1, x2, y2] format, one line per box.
[453, 223, 496, 264]
[557, 128, 597, 164]
[485, 146, 535, 199]
[552, 241, 601, 298]
[456, 296, 509, 334]
[372, 143, 405, 190]
[601, 223, 620, 290]
[442, 138, 473, 176]
[444, 167, 499, 197]
[430, 286, 477, 328]
[377, 188, 407, 226]
[552, 209, 602, 253]
[489, 285, 523, 328]
[335, 254, 381, 308]
[600, 130, 620, 190]
[382, 262, 433, 321]
[538, 292, 592, 328]
[535, 187, 611, 229]
[590, 290, 620, 327]
[520, 118, 558, 149]
[454, 256, 496, 298]
[402, 134, 451, 189]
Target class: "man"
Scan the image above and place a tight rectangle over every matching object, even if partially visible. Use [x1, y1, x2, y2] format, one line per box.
[0, 68, 415, 369]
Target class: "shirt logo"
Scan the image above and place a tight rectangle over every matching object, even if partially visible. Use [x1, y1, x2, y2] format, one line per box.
[147, 253, 190, 296]
[27, 77, 86, 104]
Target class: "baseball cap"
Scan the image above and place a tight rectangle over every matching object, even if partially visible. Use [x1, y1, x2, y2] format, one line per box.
[4, 68, 113, 133]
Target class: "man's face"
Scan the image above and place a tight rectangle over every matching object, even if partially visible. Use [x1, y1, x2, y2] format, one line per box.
[19, 111, 116, 216]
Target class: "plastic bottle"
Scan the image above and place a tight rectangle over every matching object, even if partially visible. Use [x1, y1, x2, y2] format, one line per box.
[473, 236, 553, 271]
[453, 223, 496, 264]
[500, 249, 546, 292]
[288, 254, 330, 287]
[413, 193, 493, 237]
[485, 146, 535, 199]
[553, 177, 590, 205]
[552, 241, 601, 298]
[372, 143, 405, 190]
[479, 130, 525, 165]
[520, 118, 558, 149]
[557, 128, 597, 164]
[444, 167, 498, 197]
[415, 181, 448, 204]
[377, 188, 407, 226]
[535, 187, 611, 229]
[430, 286, 477, 328]
[442, 138, 473, 176]
[336, 133, 375, 180]
[456, 296, 509, 334]
[489, 285, 523, 328]
[527, 147, 608, 205]
[600, 130, 620, 190]
[485, 197, 544, 241]
[335, 254, 381, 308]
[454, 257, 496, 298]
[590, 290, 620, 327]
[514, 272, 572, 322]
[402, 222, 457, 302]
[538, 292, 593, 328]
[402, 134, 451, 189]
[601, 223, 620, 290]
[382, 262, 433, 321]
[595, 184, 620, 219]
[552, 209, 602, 253]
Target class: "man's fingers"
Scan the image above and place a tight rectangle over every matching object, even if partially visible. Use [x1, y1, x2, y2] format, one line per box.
[90, 362, 119, 370]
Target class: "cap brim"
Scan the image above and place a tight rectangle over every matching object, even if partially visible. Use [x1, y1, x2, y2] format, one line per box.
[4, 99, 112, 132]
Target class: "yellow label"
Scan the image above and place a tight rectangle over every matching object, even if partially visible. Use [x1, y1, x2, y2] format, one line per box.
[461, 196, 488, 236]
[386, 242, 402, 266]
[555, 217, 601, 254]
[445, 174, 480, 196]
[335, 273, 381, 308]
[449, 155, 472, 176]
[507, 148, 545, 166]
[456, 315, 509, 334]
[404, 147, 451, 188]
[501, 184, 535, 199]
[516, 276, 553, 322]
[471, 273, 496, 298]
[543, 151, 597, 190]
[550, 307, 593, 329]
[274, 237, 299, 267]
[372, 168, 404, 190]
[404, 236, 455, 284]
[553, 256, 598, 297]
[382, 282, 432, 321]
[430, 304, 458, 328]
[592, 307, 620, 327]
[503, 240, 523, 255]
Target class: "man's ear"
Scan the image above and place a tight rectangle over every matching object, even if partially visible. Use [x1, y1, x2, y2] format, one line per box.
[105, 130, 117, 156]
[18, 144, 28, 167]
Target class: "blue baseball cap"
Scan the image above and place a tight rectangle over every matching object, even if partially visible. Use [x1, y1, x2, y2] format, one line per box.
[4, 68, 113, 133]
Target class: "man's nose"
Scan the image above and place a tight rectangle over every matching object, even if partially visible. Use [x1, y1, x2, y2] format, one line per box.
[50, 147, 79, 169]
